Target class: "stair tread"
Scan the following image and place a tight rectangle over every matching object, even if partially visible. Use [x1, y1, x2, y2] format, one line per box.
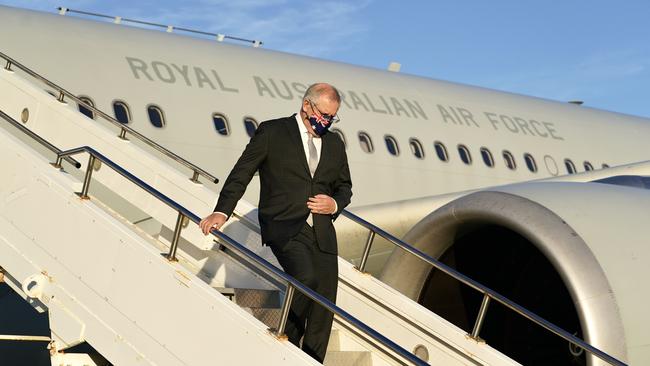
[215, 287, 282, 308]
[244, 307, 281, 329]
[324, 350, 373, 366]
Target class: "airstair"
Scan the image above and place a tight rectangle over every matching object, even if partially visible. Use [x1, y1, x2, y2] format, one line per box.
[0, 52, 626, 366]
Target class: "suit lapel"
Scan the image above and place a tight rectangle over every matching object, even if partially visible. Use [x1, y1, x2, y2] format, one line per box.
[284, 115, 311, 177]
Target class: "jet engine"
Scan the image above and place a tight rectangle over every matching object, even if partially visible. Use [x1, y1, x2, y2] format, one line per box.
[380, 180, 650, 365]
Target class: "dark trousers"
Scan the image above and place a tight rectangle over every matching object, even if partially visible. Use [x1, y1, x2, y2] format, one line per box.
[271, 223, 338, 363]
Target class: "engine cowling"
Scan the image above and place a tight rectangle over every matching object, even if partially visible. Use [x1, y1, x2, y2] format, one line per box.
[380, 181, 650, 365]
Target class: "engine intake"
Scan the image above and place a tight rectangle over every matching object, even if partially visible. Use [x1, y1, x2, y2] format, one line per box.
[380, 188, 627, 366]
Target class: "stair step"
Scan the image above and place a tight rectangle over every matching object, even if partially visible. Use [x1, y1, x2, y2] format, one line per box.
[247, 307, 282, 329]
[327, 329, 345, 352]
[324, 351, 373, 366]
[327, 329, 369, 352]
[216, 287, 282, 308]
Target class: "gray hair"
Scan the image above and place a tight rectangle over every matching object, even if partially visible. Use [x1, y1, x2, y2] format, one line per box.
[303, 83, 341, 104]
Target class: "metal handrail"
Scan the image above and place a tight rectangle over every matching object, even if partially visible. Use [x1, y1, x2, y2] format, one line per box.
[231, 209, 493, 362]
[53, 146, 427, 366]
[341, 210, 627, 366]
[0, 335, 51, 342]
[0, 109, 80, 169]
[57, 7, 263, 47]
[0, 51, 218, 185]
[230, 209, 458, 335]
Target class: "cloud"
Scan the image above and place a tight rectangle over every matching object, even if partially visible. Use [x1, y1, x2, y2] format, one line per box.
[0, 0, 97, 12]
[73, 0, 373, 57]
[0, 0, 372, 56]
[0, 0, 373, 57]
[470, 47, 650, 104]
[577, 49, 648, 79]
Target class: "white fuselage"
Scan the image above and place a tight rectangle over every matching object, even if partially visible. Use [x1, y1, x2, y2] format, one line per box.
[1, 5, 649, 207]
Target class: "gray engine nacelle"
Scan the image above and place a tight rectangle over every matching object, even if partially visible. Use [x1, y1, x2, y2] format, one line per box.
[380, 181, 650, 365]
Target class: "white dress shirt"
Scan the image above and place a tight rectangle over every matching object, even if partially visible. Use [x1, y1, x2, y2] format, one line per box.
[295, 113, 322, 170]
[296, 114, 337, 219]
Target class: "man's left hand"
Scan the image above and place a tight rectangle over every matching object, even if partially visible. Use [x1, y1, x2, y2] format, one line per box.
[307, 194, 336, 215]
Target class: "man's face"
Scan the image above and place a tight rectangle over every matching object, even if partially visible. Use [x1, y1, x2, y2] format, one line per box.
[310, 97, 340, 121]
[303, 97, 340, 124]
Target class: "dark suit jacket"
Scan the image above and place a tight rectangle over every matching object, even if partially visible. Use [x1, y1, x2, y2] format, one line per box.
[214, 114, 352, 254]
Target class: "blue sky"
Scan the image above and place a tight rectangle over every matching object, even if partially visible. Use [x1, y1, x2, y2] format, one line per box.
[3, 0, 649, 117]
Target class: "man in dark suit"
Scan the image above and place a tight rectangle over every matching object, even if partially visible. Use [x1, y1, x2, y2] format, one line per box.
[200, 83, 352, 363]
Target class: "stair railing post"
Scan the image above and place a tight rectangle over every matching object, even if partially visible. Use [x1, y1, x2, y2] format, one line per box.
[4, 60, 12, 71]
[165, 212, 185, 261]
[356, 230, 376, 273]
[189, 170, 201, 184]
[470, 293, 491, 340]
[52, 156, 64, 169]
[78, 155, 96, 199]
[274, 284, 295, 339]
[118, 128, 128, 140]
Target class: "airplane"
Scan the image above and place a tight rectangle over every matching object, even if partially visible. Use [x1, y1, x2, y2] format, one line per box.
[0, 4, 648, 366]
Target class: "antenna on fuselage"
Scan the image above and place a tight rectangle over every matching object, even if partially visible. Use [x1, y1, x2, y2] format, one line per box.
[56, 7, 263, 48]
[388, 62, 401, 72]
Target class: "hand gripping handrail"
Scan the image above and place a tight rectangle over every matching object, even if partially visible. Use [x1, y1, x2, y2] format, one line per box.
[340, 210, 628, 366]
[54, 146, 427, 366]
[0, 51, 218, 184]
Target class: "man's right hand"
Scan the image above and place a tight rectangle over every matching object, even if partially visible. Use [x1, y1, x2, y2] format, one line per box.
[199, 212, 227, 235]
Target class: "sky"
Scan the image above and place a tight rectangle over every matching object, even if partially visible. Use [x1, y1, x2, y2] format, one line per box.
[2, 0, 649, 118]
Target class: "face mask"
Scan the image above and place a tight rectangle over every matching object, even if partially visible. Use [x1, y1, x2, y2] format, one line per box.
[308, 115, 332, 136]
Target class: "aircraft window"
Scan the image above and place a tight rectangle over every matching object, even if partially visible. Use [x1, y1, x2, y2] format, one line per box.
[584, 161, 594, 171]
[384, 135, 400, 156]
[458, 144, 472, 165]
[480, 147, 494, 167]
[544, 155, 558, 176]
[602, 163, 610, 169]
[358, 132, 374, 153]
[503, 150, 516, 170]
[330, 128, 347, 148]
[78, 96, 95, 120]
[113, 101, 131, 124]
[147, 105, 165, 128]
[434, 141, 449, 162]
[409, 138, 425, 159]
[565, 159, 577, 174]
[212, 113, 230, 136]
[243, 117, 258, 138]
[524, 153, 537, 173]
